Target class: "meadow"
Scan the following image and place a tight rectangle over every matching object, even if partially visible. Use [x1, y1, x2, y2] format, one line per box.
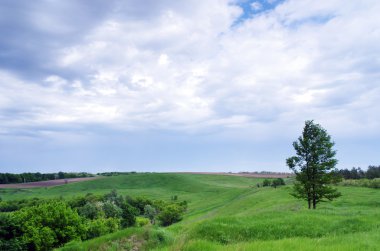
[1, 173, 379, 250]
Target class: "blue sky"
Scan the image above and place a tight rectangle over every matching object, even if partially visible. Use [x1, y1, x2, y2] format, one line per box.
[0, 0, 379, 173]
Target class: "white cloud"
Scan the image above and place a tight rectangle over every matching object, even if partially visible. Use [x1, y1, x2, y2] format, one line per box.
[1, 0, 380, 140]
[251, 2, 262, 11]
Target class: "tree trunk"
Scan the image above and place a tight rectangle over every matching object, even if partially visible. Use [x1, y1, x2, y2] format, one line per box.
[312, 183, 316, 209]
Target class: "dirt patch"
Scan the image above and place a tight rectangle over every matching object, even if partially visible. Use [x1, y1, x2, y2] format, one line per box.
[176, 172, 293, 178]
[0, 177, 100, 188]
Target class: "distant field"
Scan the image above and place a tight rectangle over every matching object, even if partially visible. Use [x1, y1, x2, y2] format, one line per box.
[176, 172, 293, 178]
[1, 173, 379, 250]
[0, 177, 99, 188]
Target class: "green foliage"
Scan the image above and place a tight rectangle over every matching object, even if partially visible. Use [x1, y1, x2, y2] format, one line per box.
[338, 165, 380, 180]
[120, 203, 139, 228]
[157, 204, 184, 226]
[0, 213, 25, 250]
[271, 178, 285, 188]
[340, 178, 380, 189]
[171, 195, 178, 201]
[128, 196, 153, 214]
[0, 172, 94, 184]
[77, 202, 104, 220]
[0, 198, 44, 212]
[262, 178, 286, 188]
[144, 204, 157, 224]
[287, 120, 341, 209]
[103, 189, 124, 207]
[262, 179, 271, 187]
[102, 201, 122, 218]
[366, 165, 380, 179]
[14, 201, 86, 250]
[85, 217, 120, 239]
[136, 216, 150, 227]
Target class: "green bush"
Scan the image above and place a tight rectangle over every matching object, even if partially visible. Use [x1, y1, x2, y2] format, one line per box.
[0, 213, 25, 250]
[136, 216, 150, 227]
[271, 178, 286, 188]
[102, 201, 122, 218]
[263, 179, 272, 187]
[144, 204, 157, 224]
[157, 204, 183, 226]
[85, 217, 120, 239]
[14, 201, 86, 250]
[78, 202, 104, 220]
[121, 203, 139, 227]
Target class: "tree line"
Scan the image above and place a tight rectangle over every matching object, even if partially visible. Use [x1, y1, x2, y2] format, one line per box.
[338, 166, 380, 180]
[0, 190, 187, 250]
[0, 172, 94, 184]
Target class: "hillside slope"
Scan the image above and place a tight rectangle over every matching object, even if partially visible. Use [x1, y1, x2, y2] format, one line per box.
[2, 173, 379, 250]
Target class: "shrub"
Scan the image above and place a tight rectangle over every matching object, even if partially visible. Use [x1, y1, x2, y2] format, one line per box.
[85, 217, 120, 239]
[128, 197, 153, 214]
[78, 202, 104, 220]
[157, 204, 183, 226]
[271, 178, 286, 188]
[0, 213, 25, 250]
[144, 205, 157, 224]
[136, 217, 150, 227]
[121, 203, 139, 228]
[103, 201, 122, 218]
[262, 179, 271, 187]
[13, 201, 86, 250]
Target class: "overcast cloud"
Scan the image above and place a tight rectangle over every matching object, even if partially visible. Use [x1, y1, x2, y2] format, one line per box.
[0, 0, 379, 173]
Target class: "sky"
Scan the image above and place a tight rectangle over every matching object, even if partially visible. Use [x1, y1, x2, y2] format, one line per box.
[0, 0, 379, 173]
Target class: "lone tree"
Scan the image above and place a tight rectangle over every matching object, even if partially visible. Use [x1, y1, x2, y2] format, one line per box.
[286, 120, 341, 209]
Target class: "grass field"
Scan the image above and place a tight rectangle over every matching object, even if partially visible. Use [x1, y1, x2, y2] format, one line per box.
[1, 173, 379, 250]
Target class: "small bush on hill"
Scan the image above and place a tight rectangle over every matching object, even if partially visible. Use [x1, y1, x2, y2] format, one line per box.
[263, 179, 271, 187]
[271, 178, 286, 188]
[158, 204, 184, 226]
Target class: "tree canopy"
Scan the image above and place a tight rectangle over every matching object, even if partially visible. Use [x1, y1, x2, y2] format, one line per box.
[286, 120, 341, 209]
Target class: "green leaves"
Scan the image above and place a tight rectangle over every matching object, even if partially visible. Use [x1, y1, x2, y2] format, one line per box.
[13, 201, 86, 250]
[157, 204, 184, 227]
[287, 120, 341, 209]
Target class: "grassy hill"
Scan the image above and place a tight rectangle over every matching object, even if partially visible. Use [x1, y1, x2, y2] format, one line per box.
[1, 173, 379, 250]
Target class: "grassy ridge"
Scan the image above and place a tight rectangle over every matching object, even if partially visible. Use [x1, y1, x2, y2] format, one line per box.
[1, 173, 379, 250]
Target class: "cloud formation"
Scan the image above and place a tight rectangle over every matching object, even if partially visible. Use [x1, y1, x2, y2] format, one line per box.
[0, 0, 379, 171]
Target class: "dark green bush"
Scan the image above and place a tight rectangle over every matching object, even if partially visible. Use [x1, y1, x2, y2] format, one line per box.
[157, 204, 184, 226]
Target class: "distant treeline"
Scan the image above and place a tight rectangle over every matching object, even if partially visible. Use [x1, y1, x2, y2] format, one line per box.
[238, 171, 292, 175]
[97, 172, 138, 176]
[0, 172, 94, 184]
[338, 166, 380, 180]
